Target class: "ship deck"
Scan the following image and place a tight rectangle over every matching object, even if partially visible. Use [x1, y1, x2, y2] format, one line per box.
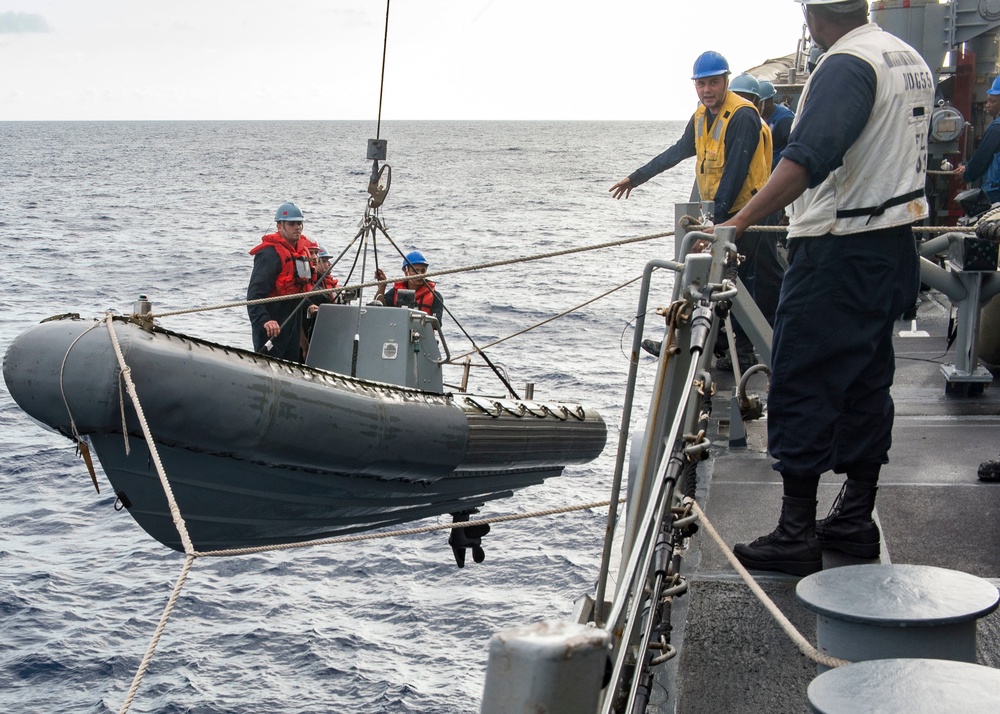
[655, 287, 1000, 712]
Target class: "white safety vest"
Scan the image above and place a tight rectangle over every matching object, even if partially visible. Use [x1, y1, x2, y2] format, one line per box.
[788, 23, 933, 237]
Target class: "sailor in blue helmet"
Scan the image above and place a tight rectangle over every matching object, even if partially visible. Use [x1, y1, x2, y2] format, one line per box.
[247, 202, 316, 362]
[610, 51, 783, 372]
[373, 249, 444, 322]
[955, 76, 1000, 203]
[714, 0, 932, 575]
[730, 73, 763, 110]
[758, 80, 796, 170]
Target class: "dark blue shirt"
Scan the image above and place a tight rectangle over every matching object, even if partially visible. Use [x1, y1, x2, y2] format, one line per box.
[780, 54, 876, 188]
[962, 118, 1000, 197]
[247, 247, 307, 362]
[628, 103, 762, 222]
[767, 104, 795, 170]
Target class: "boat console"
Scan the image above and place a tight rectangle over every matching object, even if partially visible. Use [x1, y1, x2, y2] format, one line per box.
[305, 303, 446, 392]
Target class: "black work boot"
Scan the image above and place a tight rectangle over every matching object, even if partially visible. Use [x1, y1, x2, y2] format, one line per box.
[733, 496, 822, 576]
[640, 339, 662, 358]
[715, 350, 756, 372]
[815, 480, 880, 558]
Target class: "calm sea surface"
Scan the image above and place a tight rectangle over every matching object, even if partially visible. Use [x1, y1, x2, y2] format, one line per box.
[0, 120, 690, 713]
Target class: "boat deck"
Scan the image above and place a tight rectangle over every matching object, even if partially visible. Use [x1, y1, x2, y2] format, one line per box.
[656, 289, 1000, 712]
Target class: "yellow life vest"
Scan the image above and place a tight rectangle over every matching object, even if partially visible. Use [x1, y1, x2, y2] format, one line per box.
[694, 91, 771, 214]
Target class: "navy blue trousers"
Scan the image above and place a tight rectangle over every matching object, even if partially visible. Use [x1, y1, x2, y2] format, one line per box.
[767, 227, 920, 477]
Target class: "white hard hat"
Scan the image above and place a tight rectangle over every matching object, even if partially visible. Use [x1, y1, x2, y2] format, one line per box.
[796, 0, 867, 11]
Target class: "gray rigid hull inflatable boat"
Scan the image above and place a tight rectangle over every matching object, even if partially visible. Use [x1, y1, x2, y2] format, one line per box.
[3, 303, 606, 553]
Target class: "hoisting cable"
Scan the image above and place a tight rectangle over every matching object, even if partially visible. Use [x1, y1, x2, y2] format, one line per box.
[375, 0, 390, 141]
[338, 223, 370, 287]
[351, 230, 371, 377]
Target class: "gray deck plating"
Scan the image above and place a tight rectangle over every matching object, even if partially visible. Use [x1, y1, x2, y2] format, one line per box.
[655, 292, 1000, 713]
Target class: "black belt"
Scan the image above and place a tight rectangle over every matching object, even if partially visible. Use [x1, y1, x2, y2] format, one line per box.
[835, 188, 925, 224]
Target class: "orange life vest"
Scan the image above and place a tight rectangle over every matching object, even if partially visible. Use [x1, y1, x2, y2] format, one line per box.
[249, 233, 314, 297]
[389, 280, 437, 316]
[318, 274, 339, 290]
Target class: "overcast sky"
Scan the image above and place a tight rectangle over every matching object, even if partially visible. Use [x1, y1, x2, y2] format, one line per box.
[1, 1, 809, 121]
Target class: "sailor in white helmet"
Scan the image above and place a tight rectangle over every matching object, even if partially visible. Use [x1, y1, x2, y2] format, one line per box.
[716, 0, 933, 576]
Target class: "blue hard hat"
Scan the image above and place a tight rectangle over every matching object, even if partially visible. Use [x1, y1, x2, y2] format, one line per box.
[758, 80, 777, 101]
[691, 51, 730, 80]
[275, 202, 304, 222]
[402, 250, 428, 269]
[988, 77, 1000, 96]
[316, 246, 332, 259]
[730, 73, 761, 98]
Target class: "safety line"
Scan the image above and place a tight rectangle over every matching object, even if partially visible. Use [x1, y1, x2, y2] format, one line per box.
[146, 229, 674, 319]
[689, 501, 851, 670]
[147, 217, 981, 322]
[196, 498, 624, 557]
[117, 554, 194, 714]
[450, 274, 646, 361]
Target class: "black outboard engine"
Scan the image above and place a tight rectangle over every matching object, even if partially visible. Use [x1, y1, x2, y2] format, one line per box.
[448, 510, 490, 567]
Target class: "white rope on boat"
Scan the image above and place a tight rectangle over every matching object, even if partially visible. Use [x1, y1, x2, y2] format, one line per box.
[689, 500, 851, 670]
[104, 315, 195, 556]
[136, 209, 984, 325]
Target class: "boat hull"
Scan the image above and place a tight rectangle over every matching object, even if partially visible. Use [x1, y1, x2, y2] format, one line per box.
[91, 434, 561, 551]
[3, 316, 607, 552]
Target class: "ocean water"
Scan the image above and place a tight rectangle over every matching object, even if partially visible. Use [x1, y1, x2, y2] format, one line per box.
[0, 120, 691, 713]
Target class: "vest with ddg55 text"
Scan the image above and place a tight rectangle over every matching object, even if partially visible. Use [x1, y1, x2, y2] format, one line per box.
[694, 91, 772, 215]
[788, 23, 933, 237]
